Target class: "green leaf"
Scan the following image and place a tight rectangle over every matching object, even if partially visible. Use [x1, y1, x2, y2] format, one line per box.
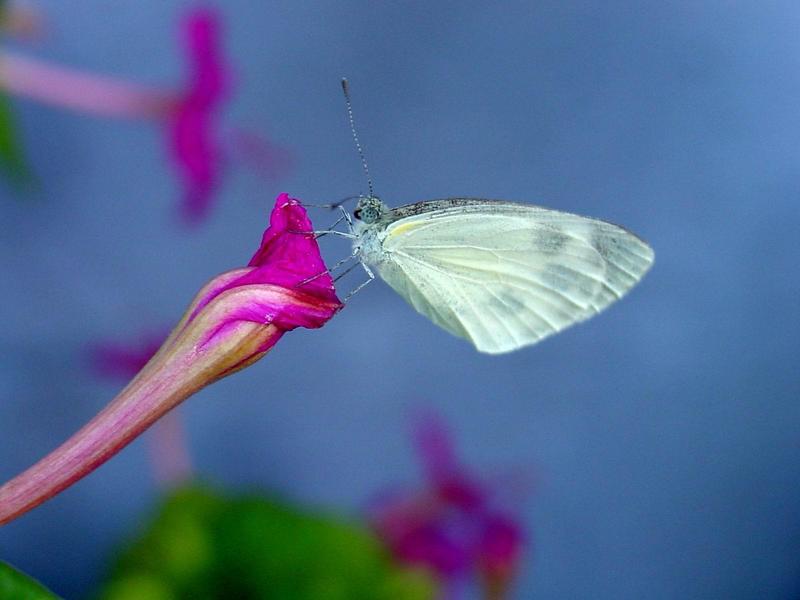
[0, 92, 35, 186]
[0, 561, 59, 600]
[96, 483, 437, 600]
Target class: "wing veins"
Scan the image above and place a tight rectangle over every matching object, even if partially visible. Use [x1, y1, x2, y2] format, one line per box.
[395, 249, 594, 315]
[398, 244, 610, 289]
[396, 251, 583, 341]
[393, 260, 472, 340]
[396, 253, 519, 349]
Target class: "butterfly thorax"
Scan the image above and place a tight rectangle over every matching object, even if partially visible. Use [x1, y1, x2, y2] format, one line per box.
[354, 217, 389, 266]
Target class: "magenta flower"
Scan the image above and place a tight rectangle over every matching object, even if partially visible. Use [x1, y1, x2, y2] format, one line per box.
[0, 193, 341, 525]
[371, 414, 526, 600]
[0, 6, 291, 222]
[168, 7, 229, 223]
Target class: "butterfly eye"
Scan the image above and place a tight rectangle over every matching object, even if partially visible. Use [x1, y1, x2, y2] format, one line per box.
[353, 208, 362, 220]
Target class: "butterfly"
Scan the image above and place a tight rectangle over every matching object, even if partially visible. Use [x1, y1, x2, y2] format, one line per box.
[347, 194, 653, 354]
[323, 79, 653, 354]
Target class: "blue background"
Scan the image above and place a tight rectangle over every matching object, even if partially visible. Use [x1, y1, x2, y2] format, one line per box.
[2, 1, 800, 598]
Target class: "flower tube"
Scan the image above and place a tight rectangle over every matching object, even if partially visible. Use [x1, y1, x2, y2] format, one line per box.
[0, 193, 341, 526]
[90, 331, 193, 486]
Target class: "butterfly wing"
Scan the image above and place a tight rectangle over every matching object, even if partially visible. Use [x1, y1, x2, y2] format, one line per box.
[371, 199, 654, 354]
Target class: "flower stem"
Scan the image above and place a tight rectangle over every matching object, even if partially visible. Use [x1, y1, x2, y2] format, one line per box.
[0, 51, 178, 118]
[0, 312, 279, 526]
[0, 352, 192, 525]
[0, 195, 342, 525]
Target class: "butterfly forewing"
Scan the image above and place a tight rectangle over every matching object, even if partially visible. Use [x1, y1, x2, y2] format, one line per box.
[371, 199, 653, 354]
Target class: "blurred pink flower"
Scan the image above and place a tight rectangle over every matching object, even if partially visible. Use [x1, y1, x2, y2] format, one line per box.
[0, 6, 291, 222]
[168, 7, 228, 223]
[372, 413, 526, 600]
[89, 331, 165, 380]
[0, 193, 341, 525]
[167, 6, 292, 222]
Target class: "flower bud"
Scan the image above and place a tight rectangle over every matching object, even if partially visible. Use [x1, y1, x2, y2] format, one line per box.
[0, 194, 341, 525]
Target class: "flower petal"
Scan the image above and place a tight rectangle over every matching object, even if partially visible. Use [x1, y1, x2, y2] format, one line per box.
[190, 193, 340, 323]
[414, 412, 487, 511]
[478, 513, 524, 576]
[247, 193, 338, 297]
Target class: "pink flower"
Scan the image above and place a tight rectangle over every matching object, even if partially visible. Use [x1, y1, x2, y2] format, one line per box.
[182, 192, 339, 355]
[0, 194, 341, 525]
[0, 6, 291, 222]
[371, 414, 526, 599]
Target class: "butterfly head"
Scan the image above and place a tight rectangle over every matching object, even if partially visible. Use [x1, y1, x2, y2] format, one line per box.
[353, 195, 386, 224]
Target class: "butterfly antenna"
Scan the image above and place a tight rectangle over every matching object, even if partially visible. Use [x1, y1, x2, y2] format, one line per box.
[341, 78, 375, 198]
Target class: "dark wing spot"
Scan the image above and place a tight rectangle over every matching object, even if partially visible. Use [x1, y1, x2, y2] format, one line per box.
[532, 228, 569, 254]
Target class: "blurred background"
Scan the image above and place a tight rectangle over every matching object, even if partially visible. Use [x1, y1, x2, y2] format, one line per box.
[1, 0, 800, 598]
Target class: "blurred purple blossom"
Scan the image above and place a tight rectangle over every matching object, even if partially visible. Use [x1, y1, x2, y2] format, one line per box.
[371, 413, 526, 600]
[89, 331, 165, 380]
[0, 5, 291, 223]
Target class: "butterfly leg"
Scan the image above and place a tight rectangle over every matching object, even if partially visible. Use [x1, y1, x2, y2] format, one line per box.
[292, 201, 357, 239]
[311, 211, 347, 239]
[342, 262, 375, 303]
[315, 230, 357, 239]
[314, 205, 356, 239]
[332, 260, 362, 283]
[287, 228, 357, 239]
[298, 248, 361, 286]
[337, 205, 355, 234]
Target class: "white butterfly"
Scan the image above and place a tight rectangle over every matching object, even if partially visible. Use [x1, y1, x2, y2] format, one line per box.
[329, 79, 653, 354]
[348, 195, 654, 355]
